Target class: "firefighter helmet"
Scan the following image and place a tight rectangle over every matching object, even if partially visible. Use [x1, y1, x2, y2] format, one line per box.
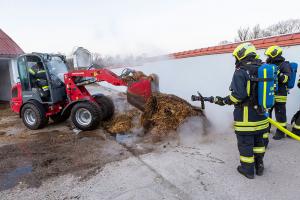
[233, 42, 257, 61]
[265, 45, 283, 58]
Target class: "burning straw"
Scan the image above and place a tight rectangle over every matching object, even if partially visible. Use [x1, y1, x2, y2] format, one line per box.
[103, 93, 204, 140]
[104, 71, 203, 139]
[103, 109, 141, 134]
[141, 93, 204, 138]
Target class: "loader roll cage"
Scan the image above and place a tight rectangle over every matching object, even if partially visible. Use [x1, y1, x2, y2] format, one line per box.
[17, 53, 69, 104]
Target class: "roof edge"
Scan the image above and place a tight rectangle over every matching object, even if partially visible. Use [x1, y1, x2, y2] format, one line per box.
[169, 32, 300, 59]
[0, 28, 24, 56]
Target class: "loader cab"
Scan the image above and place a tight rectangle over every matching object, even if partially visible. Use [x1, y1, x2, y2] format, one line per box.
[17, 53, 68, 104]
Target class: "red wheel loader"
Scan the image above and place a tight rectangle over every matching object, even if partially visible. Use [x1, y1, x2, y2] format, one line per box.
[10, 53, 158, 131]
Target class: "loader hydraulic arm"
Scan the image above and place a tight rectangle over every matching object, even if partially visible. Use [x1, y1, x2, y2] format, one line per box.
[65, 68, 127, 86]
[64, 68, 128, 101]
[64, 68, 157, 111]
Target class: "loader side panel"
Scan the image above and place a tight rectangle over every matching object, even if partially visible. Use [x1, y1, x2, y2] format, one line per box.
[10, 83, 22, 114]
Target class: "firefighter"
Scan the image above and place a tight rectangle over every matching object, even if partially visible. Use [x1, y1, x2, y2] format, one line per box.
[28, 62, 50, 100]
[291, 78, 300, 136]
[265, 46, 291, 140]
[213, 43, 268, 179]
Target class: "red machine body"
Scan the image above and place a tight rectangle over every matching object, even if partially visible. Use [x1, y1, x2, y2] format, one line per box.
[10, 82, 65, 117]
[11, 63, 156, 130]
[64, 68, 127, 102]
[63, 68, 153, 110]
[11, 53, 158, 130]
[10, 82, 22, 113]
[10, 52, 157, 131]
[11, 68, 153, 114]
[127, 79, 152, 111]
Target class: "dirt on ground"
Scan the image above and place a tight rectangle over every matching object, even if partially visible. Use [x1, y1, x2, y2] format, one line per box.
[0, 103, 154, 191]
[0, 126, 134, 190]
[0, 87, 207, 191]
[0, 102, 15, 118]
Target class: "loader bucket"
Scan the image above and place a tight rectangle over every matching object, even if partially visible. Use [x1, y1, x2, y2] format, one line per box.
[127, 74, 159, 111]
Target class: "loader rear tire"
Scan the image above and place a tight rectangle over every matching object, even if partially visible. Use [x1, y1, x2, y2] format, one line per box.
[21, 103, 48, 130]
[94, 96, 115, 121]
[71, 102, 103, 131]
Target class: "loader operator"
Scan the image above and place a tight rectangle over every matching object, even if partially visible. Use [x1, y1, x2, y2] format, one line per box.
[265, 46, 291, 141]
[291, 78, 300, 136]
[212, 43, 268, 179]
[28, 62, 50, 101]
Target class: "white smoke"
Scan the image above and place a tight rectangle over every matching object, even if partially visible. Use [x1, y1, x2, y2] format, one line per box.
[177, 116, 208, 146]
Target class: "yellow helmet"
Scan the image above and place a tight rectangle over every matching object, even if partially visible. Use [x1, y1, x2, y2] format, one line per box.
[264, 45, 283, 58]
[233, 42, 257, 61]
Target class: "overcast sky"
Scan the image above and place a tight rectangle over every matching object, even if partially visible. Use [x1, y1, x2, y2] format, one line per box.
[1, 0, 299, 56]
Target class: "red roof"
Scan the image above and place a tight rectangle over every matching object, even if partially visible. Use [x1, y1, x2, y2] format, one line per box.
[0, 29, 24, 58]
[170, 32, 300, 59]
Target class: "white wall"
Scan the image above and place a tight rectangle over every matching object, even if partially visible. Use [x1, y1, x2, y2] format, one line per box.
[101, 45, 300, 131]
[9, 59, 19, 84]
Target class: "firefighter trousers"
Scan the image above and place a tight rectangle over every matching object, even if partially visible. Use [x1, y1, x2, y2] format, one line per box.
[236, 133, 265, 175]
[269, 102, 287, 137]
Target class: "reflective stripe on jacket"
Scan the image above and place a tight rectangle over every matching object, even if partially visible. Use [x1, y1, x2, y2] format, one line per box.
[229, 58, 268, 135]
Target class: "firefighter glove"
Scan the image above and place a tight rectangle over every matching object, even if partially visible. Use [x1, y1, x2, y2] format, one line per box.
[214, 96, 226, 106]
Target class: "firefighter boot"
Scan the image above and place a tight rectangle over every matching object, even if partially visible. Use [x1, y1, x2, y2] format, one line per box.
[237, 166, 254, 179]
[273, 129, 285, 140]
[255, 159, 264, 176]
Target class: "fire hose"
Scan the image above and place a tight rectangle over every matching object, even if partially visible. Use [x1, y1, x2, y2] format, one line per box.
[267, 117, 300, 141]
[191, 92, 300, 141]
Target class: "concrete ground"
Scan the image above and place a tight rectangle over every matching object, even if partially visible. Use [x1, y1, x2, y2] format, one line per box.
[0, 86, 299, 200]
[1, 133, 298, 200]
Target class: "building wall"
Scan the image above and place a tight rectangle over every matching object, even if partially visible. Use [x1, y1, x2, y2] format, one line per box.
[102, 45, 300, 131]
[0, 58, 19, 101]
[0, 59, 12, 101]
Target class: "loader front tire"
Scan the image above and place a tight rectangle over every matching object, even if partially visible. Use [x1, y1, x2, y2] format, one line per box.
[71, 102, 102, 131]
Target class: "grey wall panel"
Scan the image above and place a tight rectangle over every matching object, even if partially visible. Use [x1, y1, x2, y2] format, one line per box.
[101, 45, 300, 131]
[0, 60, 12, 101]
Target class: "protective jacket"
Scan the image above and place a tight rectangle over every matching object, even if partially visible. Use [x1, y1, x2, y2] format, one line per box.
[28, 64, 49, 91]
[225, 57, 269, 136]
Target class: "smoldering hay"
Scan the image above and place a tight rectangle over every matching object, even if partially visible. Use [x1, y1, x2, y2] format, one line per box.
[103, 71, 205, 136]
[103, 93, 204, 136]
[141, 93, 204, 137]
[103, 109, 140, 134]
